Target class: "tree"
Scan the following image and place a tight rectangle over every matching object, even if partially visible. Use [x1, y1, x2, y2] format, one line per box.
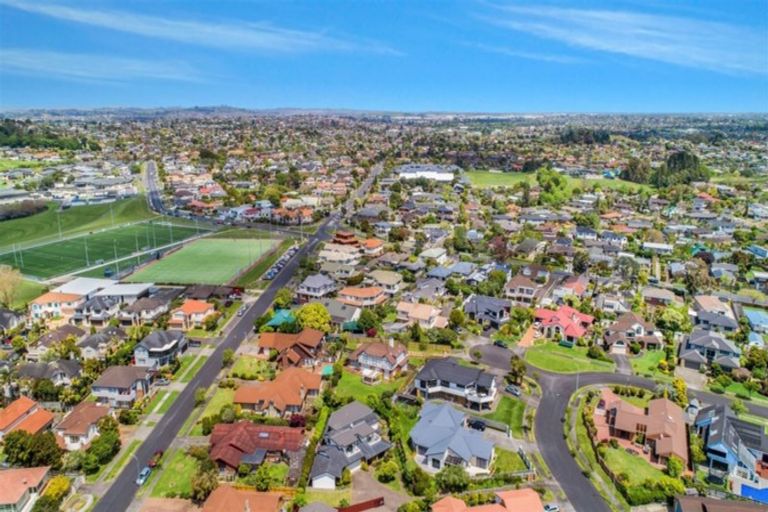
[508, 354, 526, 385]
[357, 308, 378, 332]
[666, 455, 684, 478]
[623, 158, 652, 184]
[273, 288, 294, 309]
[377, 460, 399, 483]
[0, 265, 22, 307]
[731, 398, 747, 416]
[448, 309, 465, 330]
[31, 496, 61, 512]
[247, 464, 272, 491]
[672, 377, 688, 409]
[435, 465, 469, 493]
[4, 431, 63, 469]
[573, 251, 590, 274]
[43, 475, 71, 503]
[295, 303, 332, 333]
[190, 467, 219, 502]
[222, 348, 234, 367]
[195, 387, 207, 406]
[689, 433, 707, 465]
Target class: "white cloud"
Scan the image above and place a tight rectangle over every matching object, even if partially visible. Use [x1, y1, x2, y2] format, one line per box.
[1, 49, 203, 83]
[1, 0, 399, 55]
[468, 42, 585, 64]
[481, 4, 768, 75]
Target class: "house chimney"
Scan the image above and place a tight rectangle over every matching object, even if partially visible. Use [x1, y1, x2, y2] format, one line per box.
[389, 337, 394, 348]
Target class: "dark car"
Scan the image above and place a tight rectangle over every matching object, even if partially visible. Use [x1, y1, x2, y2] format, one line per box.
[493, 340, 507, 348]
[505, 384, 521, 397]
[467, 418, 486, 431]
[148, 450, 164, 468]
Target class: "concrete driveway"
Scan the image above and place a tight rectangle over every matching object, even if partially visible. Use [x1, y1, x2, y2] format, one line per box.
[352, 470, 409, 511]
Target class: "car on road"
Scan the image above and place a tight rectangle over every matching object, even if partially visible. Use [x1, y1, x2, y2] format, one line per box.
[467, 418, 486, 431]
[505, 384, 521, 397]
[493, 340, 507, 348]
[155, 378, 170, 386]
[237, 306, 247, 317]
[136, 466, 151, 485]
[544, 505, 560, 512]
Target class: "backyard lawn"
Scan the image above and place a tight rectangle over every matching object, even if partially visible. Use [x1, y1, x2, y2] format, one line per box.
[190, 387, 235, 435]
[11, 279, 46, 309]
[303, 489, 352, 508]
[602, 447, 666, 486]
[482, 396, 526, 438]
[524, 343, 615, 374]
[230, 356, 274, 380]
[334, 370, 406, 401]
[492, 448, 528, 473]
[151, 449, 198, 498]
[630, 350, 673, 382]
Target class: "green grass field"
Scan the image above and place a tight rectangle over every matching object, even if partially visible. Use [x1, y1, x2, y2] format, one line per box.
[0, 222, 202, 279]
[230, 356, 273, 380]
[630, 350, 674, 383]
[335, 370, 406, 401]
[150, 449, 198, 498]
[0, 159, 47, 172]
[524, 343, 615, 374]
[0, 196, 157, 249]
[465, 170, 651, 193]
[482, 396, 526, 438]
[235, 237, 293, 288]
[10, 279, 47, 309]
[602, 447, 667, 486]
[126, 237, 279, 285]
[492, 448, 528, 473]
[190, 387, 235, 435]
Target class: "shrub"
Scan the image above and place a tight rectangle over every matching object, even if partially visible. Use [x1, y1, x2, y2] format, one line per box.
[118, 409, 139, 425]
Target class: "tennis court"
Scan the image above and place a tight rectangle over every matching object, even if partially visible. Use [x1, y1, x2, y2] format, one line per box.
[124, 237, 279, 285]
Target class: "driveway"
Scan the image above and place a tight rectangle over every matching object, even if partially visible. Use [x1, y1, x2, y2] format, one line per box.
[675, 365, 708, 391]
[476, 344, 513, 371]
[351, 470, 409, 511]
[611, 353, 632, 375]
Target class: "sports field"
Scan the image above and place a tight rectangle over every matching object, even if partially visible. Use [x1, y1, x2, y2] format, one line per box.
[0, 222, 203, 279]
[465, 170, 651, 192]
[125, 237, 279, 285]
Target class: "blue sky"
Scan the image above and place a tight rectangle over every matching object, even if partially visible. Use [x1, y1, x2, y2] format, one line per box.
[1, 0, 767, 112]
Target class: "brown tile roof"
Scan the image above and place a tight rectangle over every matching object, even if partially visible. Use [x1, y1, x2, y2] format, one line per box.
[31, 292, 81, 305]
[0, 396, 37, 431]
[54, 402, 110, 436]
[234, 367, 321, 413]
[339, 286, 384, 298]
[350, 341, 406, 366]
[202, 486, 281, 512]
[0, 467, 50, 506]
[675, 496, 768, 512]
[12, 408, 54, 436]
[209, 422, 304, 470]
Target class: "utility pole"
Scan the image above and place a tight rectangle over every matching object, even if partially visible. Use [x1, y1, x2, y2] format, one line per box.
[84, 238, 90, 266]
[110, 202, 114, 226]
[57, 210, 62, 240]
[113, 240, 119, 274]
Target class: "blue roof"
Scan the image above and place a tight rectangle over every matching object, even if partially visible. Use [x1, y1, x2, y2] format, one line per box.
[748, 332, 765, 347]
[267, 309, 296, 327]
[427, 267, 452, 279]
[744, 308, 768, 328]
[410, 402, 494, 463]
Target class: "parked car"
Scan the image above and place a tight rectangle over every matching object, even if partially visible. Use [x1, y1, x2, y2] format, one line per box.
[155, 378, 170, 386]
[544, 505, 560, 512]
[467, 418, 486, 431]
[505, 384, 521, 397]
[136, 466, 151, 485]
[493, 340, 507, 348]
[148, 450, 164, 468]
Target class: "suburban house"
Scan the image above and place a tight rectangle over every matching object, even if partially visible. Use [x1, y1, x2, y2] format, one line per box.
[71, 296, 120, 326]
[463, 294, 511, 329]
[396, 301, 447, 329]
[692, 295, 739, 332]
[234, 367, 321, 417]
[347, 340, 408, 382]
[0, 396, 54, 440]
[410, 402, 494, 475]
[202, 486, 282, 512]
[679, 328, 741, 372]
[414, 358, 497, 411]
[552, 274, 590, 302]
[603, 312, 662, 354]
[256, 328, 325, 369]
[29, 291, 84, 321]
[419, 247, 448, 265]
[642, 286, 678, 307]
[310, 401, 391, 489]
[93, 283, 153, 305]
[534, 305, 594, 347]
[134, 330, 188, 368]
[432, 489, 544, 512]
[594, 388, 688, 468]
[25, 324, 85, 362]
[0, 466, 51, 512]
[314, 298, 360, 328]
[118, 289, 179, 326]
[168, 299, 215, 330]
[367, 270, 403, 296]
[318, 243, 361, 266]
[16, 359, 82, 387]
[296, 274, 337, 303]
[337, 286, 387, 308]
[695, 404, 768, 497]
[674, 496, 767, 512]
[91, 366, 152, 408]
[643, 242, 674, 255]
[209, 421, 304, 473]
[77, 326, 128, 360]
[0, 307, 23, 336]
[504, 274, 541, 305]
[360, 238, 385, 257]
[53, 401, 110, 451]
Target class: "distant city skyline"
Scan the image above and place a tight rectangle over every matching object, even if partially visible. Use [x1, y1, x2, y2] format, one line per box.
[1, 0, 767, 112]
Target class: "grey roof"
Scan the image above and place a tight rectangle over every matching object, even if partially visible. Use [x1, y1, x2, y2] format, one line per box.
[687, 328, 740, 356]
[315, 299, 359, 323]
[92, 365, 150, 389]
[38, 325, 85, 347]
[416, 357, 495, 389]
[0, 308, 22, 330]
[327, 401, 375, 431]
[310, 445, 350, 479]
[697, 310, 739, 330]
[410, 402, 494, 463]
[300, 274, 335, 289]
[17, 360, 82, 380]
[78, 326, 127, 350]
[138, 330, 184, 351]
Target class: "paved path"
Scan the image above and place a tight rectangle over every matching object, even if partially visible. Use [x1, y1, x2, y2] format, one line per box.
[611, 353, 631, 375]
[351, 471, 409, 511]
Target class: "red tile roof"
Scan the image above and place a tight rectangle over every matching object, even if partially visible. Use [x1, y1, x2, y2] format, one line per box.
[209, 422, 304, 470]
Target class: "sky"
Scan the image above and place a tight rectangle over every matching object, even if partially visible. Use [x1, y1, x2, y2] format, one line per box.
[1, 0, 767, 112]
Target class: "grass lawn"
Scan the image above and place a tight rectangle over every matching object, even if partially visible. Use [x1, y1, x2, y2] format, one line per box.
[106, 439, 142, 481]
[190, 388, 235, 435]
[187, 300, 242, 338]
[10, 279, 46, 309]
[720, 382, 768, 406]
[239, 462, 289, 487]
[524, 343, 615, 374]
[126, 237, 278, 285]
[465, 170, 650, 193]
[482, 396, 526, 438]
[492, 448, 528, 473]
[630, 350, 674, 383]
[156, 391, 180, 414]
[0, 221, 201, 279]
[173, 355, 195, 380]
[0, 196, 158, 249]
[406, 342, 452, 355]
[235, 237, 294, 288]
[230, 356, 273, 380]
[145, 391, 168, 415]
[334, 370, 406, 401]
[0, 158, 47, 172]
[180, 356, 206, 383]
[602, 447, 667, 486]
[150, 449, 198, 498]
[303, 489, 351, 508]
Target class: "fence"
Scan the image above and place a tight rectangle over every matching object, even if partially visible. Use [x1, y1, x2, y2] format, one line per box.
[337, 497, 385, 512]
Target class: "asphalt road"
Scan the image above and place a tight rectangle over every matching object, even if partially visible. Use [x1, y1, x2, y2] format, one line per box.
[476, 343, 768, 512]
[95, 165, 382, 512]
